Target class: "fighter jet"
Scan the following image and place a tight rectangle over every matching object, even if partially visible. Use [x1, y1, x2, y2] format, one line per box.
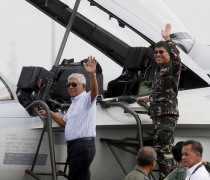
[0, 0, 210, 179]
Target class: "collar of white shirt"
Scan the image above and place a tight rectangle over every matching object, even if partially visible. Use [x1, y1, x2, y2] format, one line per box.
[186, 162, 202, 177]
[71, 91, 86, 101]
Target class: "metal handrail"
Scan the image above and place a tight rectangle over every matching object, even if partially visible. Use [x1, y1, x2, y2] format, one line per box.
[98, 100, 145, 175]
[26, 100, 57, 180]
[106, 101, 144, 149]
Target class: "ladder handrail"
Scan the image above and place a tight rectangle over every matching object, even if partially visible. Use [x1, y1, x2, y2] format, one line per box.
[106, 101, 144, 149]
[26, 100, 57, 180]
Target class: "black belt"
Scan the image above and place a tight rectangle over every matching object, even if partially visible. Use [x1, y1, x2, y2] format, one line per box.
[67, 137, 94, 144]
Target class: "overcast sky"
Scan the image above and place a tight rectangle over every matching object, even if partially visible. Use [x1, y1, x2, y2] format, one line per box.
[1, 0, 210, 86]
[163, 0, 210, 44]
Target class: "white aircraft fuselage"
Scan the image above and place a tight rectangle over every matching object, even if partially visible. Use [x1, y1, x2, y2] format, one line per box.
[0, 0, 210, 179]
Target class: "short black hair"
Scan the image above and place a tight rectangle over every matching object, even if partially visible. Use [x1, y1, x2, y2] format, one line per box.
[155, 41, 170, 53]
[136, 146, 157, 166]
[183, 140, 203, 157]
[172, 141, 184, 162]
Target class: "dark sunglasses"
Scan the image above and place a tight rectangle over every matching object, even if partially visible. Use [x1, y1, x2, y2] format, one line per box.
[154, 50, 167, 55]
[66, 82, 78, 88]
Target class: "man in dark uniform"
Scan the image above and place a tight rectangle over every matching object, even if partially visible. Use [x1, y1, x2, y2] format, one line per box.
[137, 23, 182, 179]
[125, 146, 157, 180]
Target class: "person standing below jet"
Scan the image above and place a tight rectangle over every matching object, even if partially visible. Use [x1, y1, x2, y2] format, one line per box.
[165, 141, 210, 180]
[137, 23, 182, 179]
[125, 146, 157, 180]
[182, 140, 210, 180]
[39, 56, 98, 180]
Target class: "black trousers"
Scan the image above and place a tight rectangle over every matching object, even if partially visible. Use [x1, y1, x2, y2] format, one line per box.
[67, 138, 96, 180]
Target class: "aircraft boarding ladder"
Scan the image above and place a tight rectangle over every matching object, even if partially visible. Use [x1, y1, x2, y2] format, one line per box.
[98, 96, 156, 179]
[25, 101, 69, 180]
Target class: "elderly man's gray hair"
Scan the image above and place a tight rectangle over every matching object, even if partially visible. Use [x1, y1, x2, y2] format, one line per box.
[137, 146, 157, 166]
[68, 73, 86, 85]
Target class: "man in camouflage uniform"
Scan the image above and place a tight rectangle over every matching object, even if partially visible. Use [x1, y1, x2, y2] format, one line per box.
[137, 23, 182, 180]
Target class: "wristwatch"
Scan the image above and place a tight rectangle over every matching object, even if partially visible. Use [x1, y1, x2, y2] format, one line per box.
[89, 73, 96, 78]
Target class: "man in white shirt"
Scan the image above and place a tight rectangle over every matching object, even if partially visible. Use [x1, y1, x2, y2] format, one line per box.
[182, 140, 210, 180]
[39, 56, 98, 180]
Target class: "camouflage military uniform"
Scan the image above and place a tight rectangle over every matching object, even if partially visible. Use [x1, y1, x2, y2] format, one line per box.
[164, 161, 210, 180]
[164, 166, 187, 180]
[149, 40, 182, 180]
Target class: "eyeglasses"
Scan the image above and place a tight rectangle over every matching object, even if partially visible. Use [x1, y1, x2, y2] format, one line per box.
[154, 50, 167, 55]
[66, 82, 78, 88]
